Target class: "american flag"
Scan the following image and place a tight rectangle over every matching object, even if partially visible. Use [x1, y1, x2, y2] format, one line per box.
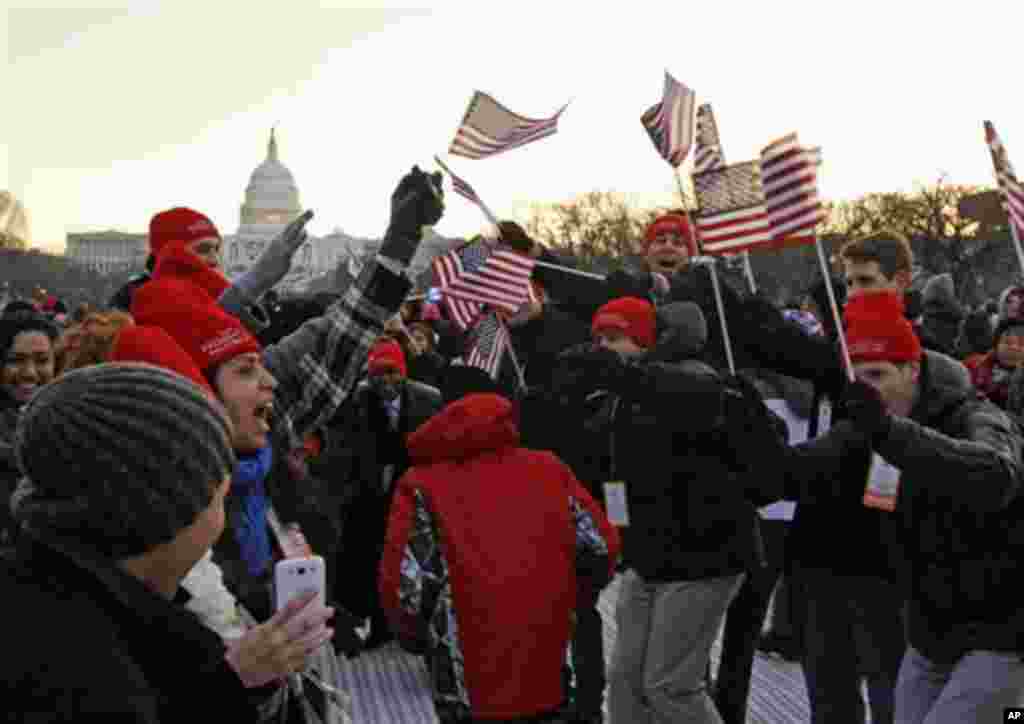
[449, 91, 566, 160]
[693, 103, 725, 173]
[465, 311, 510, 379]
[760, 133, 826, 246]
[432, 239, 535, 330]
[693, 160, 773, 254]
[640, 71, 696, 168]
[984, 120, 1024, 239]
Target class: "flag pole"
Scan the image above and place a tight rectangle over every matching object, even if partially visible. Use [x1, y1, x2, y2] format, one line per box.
[433, 155, 501, 228]
[814, 238, 854, 382]
[704, 257, 736, 374]
[434, 154, 606, 282]
[496, 316, 528, 391]
[675, 168, 737, 374]
[740, 252, 758, 294]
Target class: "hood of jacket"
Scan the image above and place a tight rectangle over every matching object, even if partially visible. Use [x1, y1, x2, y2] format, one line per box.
[912, 350, 974, 423]
[406, 393, 519, 464]
[922, 273, 964, 321]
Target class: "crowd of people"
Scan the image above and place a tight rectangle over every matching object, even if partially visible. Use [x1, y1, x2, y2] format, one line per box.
[2, 166, 1023, 724]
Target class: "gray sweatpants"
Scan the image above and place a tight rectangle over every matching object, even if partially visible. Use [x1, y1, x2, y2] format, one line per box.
[608, 569, 744, 724]
[895, 646, 1024, 724]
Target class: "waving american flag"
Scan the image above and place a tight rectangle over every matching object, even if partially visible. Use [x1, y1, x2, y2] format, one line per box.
[985, 121, 1024, 239]
[640, 71, 696, 168]
[432, 239, 535, 330]
[449, 92, 567, 160]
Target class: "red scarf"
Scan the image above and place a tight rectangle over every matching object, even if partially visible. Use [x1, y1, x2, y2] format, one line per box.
[152, 239, 230, 302]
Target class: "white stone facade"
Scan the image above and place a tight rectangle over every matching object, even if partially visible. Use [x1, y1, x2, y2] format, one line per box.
[65, 231, 148, 274]
[66, 130, 462, 291]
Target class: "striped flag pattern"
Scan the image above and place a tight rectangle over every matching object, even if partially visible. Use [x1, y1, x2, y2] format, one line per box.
[693, 160, 773, 254]
[984, 120, 1024, 238]
[761, 133, 826, 246]
[694, 103, 726, 173]
[465, 311, 510, 379]
[640, 71, 696, 168]
[449, 91, 566, 160]
[432, 239, 536, 330]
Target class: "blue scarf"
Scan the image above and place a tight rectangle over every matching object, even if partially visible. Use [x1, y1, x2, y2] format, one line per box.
[231, 445, 274, 578]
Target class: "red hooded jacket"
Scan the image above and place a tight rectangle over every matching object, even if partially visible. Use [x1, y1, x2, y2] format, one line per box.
[379, 393, 619, 720]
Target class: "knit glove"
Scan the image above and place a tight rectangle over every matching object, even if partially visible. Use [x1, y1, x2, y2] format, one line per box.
[378, 166, 445, 267]
[842, 380, 893, 442]
[223, 210, 314, 304]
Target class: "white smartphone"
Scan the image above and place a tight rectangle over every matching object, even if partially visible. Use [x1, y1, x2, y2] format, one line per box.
[273, 556, 327, 612]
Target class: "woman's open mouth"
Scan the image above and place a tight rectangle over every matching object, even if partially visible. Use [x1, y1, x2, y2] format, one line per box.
[252, 401, 273, 433]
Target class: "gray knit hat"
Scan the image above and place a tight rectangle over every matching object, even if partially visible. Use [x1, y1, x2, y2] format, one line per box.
[11, 362, 236, 558]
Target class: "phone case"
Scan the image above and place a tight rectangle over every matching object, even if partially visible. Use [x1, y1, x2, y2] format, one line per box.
[273, 556, 327, 612]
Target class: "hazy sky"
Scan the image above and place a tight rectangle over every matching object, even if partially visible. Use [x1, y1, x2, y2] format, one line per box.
[3, 1, 1022, 252]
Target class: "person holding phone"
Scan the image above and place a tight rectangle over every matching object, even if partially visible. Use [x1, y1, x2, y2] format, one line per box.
[2, 364, 335, 722]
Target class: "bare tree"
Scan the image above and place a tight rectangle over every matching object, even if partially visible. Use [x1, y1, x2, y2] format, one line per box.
[823, 178, 1013, 305]
[524, 191, 681, 268]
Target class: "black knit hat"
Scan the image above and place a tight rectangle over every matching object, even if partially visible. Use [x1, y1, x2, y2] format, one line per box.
[12, 363, 236, 558]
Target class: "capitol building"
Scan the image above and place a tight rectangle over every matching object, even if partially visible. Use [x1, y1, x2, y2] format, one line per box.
[67, 130, 458, 293]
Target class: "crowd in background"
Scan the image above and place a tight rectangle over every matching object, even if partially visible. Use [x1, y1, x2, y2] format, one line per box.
[2, 166, 1023, 723]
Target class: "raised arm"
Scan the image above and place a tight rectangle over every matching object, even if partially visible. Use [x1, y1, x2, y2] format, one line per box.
[263, 168, 444, 441]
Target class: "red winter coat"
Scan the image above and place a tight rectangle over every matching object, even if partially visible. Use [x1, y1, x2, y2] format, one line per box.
[379, 393, 620, 721]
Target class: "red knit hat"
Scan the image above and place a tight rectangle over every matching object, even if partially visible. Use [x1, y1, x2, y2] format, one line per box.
[368, 339, 407, 377]
[130, 277, 262, 375]
[592, 296, 657, 348]
[111, 325, 215, 398]
[644, 213, 698, 256]
[844, 291, 922, 363]
[149, 207, 221, 259]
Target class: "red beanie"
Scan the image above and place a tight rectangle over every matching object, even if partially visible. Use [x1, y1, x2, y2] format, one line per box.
[844, 291, 922, 364]
[111, 325, 215, 397]
[130, 277, 262, 374]
[592, 296, 657, 348]
[644, 213, 698, 256]
[368, 339, 407, 377]
[149, 207, 221, 259]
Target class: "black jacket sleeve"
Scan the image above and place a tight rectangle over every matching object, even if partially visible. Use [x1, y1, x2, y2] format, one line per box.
[877, 402, 1023, 514]
[734, 294, 847, 403]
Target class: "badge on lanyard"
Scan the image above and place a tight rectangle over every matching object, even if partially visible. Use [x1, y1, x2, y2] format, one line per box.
[863, 453, 900, 512]
[817, 399, 833, 436]
[603, 481, 630, 527]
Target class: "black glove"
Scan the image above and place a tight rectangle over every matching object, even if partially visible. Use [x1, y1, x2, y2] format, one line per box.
[379, 166, 445, 266]
[843, 380, 893, 441]
[554, 343, 630, 394]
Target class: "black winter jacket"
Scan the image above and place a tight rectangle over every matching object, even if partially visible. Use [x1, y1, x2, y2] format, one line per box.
[878, 353, 1024, 662]
[525, 354, 776, 582]
[1, 534, 267, 722]
[776, 351, 1024, 661]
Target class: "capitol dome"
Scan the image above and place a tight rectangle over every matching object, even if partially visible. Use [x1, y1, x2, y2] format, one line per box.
[239, 129, 302, 227]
